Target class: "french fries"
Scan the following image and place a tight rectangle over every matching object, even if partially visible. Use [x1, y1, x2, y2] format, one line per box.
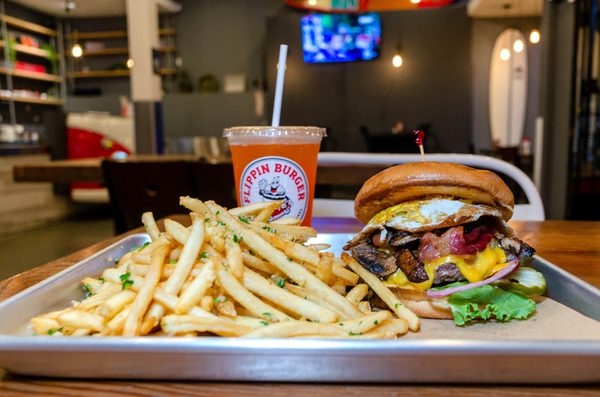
[123, 244, 168, 336]
[207, 201, 362, 320]
[342, 252, 420, 331]
[29, 197, 416, 339]
[174, 261, 216, 314]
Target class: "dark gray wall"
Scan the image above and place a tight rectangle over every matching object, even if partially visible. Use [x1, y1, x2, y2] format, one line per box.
[174, 0, 281, 90]
[266, 5, 473, 153]
[162, 92, 263, 137]
[471, 17, 542, 152]
[540, 1, 575, 219]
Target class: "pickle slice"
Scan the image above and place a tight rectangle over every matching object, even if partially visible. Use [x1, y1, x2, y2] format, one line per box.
[494, 267, 547, 296]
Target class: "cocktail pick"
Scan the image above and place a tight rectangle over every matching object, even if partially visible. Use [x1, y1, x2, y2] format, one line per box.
[414, 129, 426, 161]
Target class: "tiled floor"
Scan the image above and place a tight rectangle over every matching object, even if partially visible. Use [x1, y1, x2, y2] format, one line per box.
[0, 214, 114, 281]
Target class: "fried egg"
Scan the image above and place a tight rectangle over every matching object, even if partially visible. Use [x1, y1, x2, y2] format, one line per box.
[344, 197, 505, 250]
[367, 197, 503, 233]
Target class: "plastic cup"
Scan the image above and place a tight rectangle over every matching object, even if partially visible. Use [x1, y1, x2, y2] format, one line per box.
[223, 126, 326, 226]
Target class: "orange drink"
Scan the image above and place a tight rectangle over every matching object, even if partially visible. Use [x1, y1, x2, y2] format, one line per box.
[223, 126, 326, 226]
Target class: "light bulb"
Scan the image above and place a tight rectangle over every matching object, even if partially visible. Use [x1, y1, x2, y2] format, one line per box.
[71, 43, 82, 58]
[530, 29, 540, 44]
[410, 0, 421, 4]
[307, 0, 317, 5]
[126, 58, 134, 69]
[392, 54, 403, 68]
[513, 39, 524, 53]
[500, 48, 510, 61]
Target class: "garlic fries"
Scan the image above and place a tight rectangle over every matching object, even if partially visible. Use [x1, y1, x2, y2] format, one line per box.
[29, 197, 418, 338]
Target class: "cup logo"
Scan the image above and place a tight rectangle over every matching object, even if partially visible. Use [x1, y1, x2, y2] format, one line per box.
[240, 156, 309, 221]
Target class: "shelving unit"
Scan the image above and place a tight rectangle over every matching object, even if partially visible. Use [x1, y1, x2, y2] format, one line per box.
[0, 94, 63, 105]
[64, 15, 178, 95]
[68, 28, 175, 40]
[0, 14, 56, 37]
[0, 39, 51, 58]
[67, 69, 129, 78]
[68, 68, 177, 79]
[0, 0, 65, 133]
[64, 46, 176, 58]
[0, 66, 62, 82]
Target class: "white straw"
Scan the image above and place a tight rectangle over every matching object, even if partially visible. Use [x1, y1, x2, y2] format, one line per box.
[271, 44, 288, 127]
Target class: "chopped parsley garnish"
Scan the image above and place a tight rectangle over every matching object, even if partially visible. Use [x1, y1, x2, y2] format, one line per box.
[271, 275, 285, 288]
[262, 312, 272, 318]
[286, 257, 293, 262]
[394, 303, 400, 309]
[262, 225, 276, 234]
[119, 272, 134, 290]
[233, 234, 241, 243]
[214, 295, 227, 303]
[200, 251, 208, 259]
[238, 215, 250, 224]
[47, 327, 63, 335]
[83, 283, 94, 297]
[348, 331, 363, 336]
[216, 211, 220, 215]
[259, 321, 269, 326]
[170, 259, 177, 264]
[373, 320, 379, 325]
[216, 221, 225, 227]
[138, 241, 151, 251]
[98, 277, 105, 283]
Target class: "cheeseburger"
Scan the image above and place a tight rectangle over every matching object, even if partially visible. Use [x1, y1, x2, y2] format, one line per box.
[344, 162, 545, 325]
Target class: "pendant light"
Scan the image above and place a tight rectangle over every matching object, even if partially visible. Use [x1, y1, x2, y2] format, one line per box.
[513, 38, 524, 53]
[71, 43, 82, 58]
[392, 45, 403, 68]
[529, 29, 540, 44]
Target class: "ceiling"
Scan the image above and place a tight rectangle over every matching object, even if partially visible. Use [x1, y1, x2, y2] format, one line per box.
[467, 0, 544, 18]
[10, 0, 543, 18]
[284, 0, 460, 12]
[9, 0, 181, 18]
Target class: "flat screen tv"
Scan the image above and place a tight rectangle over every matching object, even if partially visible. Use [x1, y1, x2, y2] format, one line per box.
[301, 13, 381, 63]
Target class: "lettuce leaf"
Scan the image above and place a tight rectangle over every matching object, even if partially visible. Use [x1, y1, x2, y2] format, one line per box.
[447, 285, 536, 326]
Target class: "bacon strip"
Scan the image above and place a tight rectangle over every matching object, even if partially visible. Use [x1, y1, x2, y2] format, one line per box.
[418, 226, 493, 262]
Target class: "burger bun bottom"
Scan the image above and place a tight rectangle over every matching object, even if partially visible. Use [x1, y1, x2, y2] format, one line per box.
[402, 299, 453, 320]
[384, 287, 454, 320]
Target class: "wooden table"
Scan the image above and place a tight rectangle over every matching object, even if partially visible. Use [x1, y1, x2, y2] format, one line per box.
[1, 218, 600, 396]
[12, 157, 389, 186]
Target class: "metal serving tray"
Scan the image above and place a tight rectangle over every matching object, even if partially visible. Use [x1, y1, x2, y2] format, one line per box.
[1, 233, 600, 383]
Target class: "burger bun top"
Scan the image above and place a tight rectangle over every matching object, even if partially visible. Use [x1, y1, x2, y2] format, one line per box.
[355, 162, 514, 224]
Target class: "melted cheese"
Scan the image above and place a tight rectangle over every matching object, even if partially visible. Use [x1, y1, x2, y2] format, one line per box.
[384, 246, 507, 291]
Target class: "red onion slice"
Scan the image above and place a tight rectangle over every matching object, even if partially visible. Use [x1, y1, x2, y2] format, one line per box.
[426, 259, 520, 299]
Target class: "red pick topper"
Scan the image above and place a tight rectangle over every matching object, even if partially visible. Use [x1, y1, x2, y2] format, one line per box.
[414, 129, 426, 161]
[414, 129, 425, 146]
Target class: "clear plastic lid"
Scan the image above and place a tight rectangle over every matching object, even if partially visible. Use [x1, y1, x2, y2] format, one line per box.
[223, 126, 327, 138]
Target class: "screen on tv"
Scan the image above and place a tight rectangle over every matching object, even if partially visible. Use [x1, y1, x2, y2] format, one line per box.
[301, 13, 381, 63]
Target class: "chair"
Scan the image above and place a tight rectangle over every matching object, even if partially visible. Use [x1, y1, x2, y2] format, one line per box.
[188, 162, 237, 208]
[102, 159, 197, 233]
[313, 152, 545, 221]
